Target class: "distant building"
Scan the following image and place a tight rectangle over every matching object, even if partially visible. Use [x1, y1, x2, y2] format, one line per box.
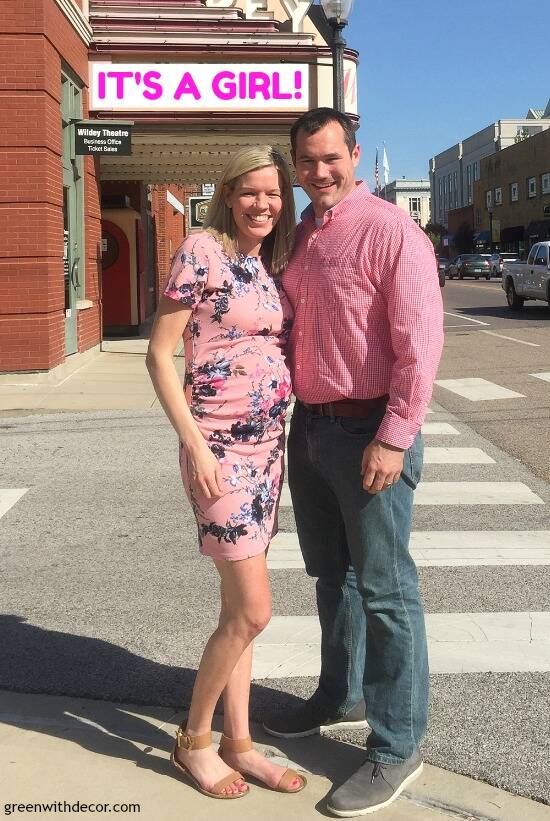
[379, 179, 431, 227]
[473, 127, 550, 255]
[429, 103, 550, 228]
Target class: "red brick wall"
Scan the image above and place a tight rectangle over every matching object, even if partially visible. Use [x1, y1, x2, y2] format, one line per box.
[151, 184, 198, 299]
[0, 0, 100, 372]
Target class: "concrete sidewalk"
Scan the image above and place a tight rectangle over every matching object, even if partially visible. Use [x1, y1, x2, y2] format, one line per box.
[0, 342, 166, 415]
[1, 691, 549, 821]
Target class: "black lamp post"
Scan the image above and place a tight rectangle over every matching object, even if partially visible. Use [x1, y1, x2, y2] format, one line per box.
[320, 0, 355, 113]
[488, 206, 494, 253]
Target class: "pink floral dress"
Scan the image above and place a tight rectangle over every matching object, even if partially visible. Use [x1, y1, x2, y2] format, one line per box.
[164, 231, 293, 561]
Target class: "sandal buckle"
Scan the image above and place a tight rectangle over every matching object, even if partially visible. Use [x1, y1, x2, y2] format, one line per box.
[176, 727, 194, 750]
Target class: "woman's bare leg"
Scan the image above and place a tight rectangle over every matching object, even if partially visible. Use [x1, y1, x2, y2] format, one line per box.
[221, 559, 302, 791]
[174, 552, 271, 795]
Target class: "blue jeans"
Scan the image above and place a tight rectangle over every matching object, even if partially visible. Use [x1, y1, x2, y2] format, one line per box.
[287, 401, 428, 763]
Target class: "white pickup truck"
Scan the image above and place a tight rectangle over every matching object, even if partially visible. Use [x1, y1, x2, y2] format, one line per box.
[502, 241, 550, 310]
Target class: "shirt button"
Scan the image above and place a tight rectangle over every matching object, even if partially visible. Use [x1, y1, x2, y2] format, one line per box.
[298, 330, 303, 337]
[300, 298, 306, 304]
[296, 364, 301, 370]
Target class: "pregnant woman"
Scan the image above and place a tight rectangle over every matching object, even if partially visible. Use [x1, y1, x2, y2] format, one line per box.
[146, 146, 305, 800]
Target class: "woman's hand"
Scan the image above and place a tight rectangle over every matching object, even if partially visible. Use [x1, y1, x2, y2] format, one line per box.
[186, 440, 225, 499]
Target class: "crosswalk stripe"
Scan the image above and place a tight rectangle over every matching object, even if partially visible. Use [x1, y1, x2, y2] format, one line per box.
[252, 613, 550, 678]
[278, 482, 543, 508]
[530, 372, 550, 383]
[422, 422, 460, 435]
[412, 530, 550, 565]
[0, 489, 29, 519]
[414, 482, 543, 505]
[435, 378, 524, 401]
[423, 447, 494, 464]
[269, 530, 550, 569]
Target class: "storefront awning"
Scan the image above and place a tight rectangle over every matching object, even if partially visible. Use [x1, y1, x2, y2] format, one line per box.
[500, 225, 524, 243]
[473, 230, 490, 243]
[98, 127, 296, 185]
[525, 220, 550, 241]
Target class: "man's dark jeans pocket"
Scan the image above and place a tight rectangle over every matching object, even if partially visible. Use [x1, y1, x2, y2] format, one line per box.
[338, 414, 384, 438]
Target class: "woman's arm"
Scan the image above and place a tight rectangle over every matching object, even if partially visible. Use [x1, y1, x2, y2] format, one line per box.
[146, 295, 224, 499]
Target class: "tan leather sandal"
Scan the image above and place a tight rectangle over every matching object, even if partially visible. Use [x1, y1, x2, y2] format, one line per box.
[170, 725, 248, 799]
[218, 733, 307, 793]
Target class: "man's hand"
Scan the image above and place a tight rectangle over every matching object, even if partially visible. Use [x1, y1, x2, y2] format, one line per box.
[361, 439, 405, 494]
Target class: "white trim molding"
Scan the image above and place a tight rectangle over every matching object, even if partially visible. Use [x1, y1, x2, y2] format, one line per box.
[167, 191, 185, 215]
[54, 0, 93, 46]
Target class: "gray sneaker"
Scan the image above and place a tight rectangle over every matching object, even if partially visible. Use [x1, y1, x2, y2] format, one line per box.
[262, 697, 368, 739]
[327, 751, 423, 816]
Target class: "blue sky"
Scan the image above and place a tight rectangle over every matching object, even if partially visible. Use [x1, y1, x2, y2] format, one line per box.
[324, 0, 549, 191]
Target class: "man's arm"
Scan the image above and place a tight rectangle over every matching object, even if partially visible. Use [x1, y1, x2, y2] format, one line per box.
[362, 218, 444, 494]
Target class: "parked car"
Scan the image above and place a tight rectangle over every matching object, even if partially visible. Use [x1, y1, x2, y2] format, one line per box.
[437, 257, 448, 288]
[446, 255, 465, 279]
[501, 241, 550, 310]
[448, 254, 492, 280]
[489, 252, 520, 277]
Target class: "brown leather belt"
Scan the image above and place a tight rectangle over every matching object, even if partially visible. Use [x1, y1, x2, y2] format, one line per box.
[300, 396, 388, 417]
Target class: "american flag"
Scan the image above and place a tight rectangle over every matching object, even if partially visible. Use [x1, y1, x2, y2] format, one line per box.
[374, 148, 380, 194]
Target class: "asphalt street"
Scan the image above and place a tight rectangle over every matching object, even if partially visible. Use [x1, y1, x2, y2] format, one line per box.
[435, 277, 550, 483]
[1, 277, 549, 806]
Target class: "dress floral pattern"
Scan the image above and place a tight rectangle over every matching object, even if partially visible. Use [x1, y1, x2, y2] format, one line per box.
[164, 231, 293, 560]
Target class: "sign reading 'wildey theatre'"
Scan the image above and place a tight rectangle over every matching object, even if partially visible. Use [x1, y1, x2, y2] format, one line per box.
[90, 64, 309, 112]
[74, 121, 132, 155]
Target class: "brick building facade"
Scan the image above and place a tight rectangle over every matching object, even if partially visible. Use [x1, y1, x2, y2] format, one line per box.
[473, 128, 550, 255]
[1, 0, 101, 372]
[1, 0, 358, 373]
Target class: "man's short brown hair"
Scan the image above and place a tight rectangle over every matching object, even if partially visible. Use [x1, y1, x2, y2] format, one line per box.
[290, 107, 358, 156]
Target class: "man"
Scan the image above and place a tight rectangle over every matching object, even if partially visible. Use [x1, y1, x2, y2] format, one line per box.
[263, 108, 444, 816]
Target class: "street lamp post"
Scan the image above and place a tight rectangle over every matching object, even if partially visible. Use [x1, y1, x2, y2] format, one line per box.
[320, 0, 355, 113]
[488, 206, 494, 253]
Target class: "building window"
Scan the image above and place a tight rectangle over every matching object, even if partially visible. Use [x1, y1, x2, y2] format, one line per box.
[486, 190, 493, 209]
[453, 171, 458, 206]
[494, 187, 502, 206]
[542, 172, 550, 195]
[408, 197, 421, 214]
[510, 182, 519, 202]
[528, 177, 537, 198]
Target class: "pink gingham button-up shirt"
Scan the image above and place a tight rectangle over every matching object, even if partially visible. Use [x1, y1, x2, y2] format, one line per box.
[282, 182, 444, 450]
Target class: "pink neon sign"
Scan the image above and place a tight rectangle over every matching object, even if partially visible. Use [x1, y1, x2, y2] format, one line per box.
[90, 64, 308, 112]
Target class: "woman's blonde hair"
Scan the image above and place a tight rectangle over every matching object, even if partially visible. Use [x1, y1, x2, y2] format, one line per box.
[202, 145, 295, 275]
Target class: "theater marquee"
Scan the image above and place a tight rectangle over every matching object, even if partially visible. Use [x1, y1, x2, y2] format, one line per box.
[90, 64, 309, 113]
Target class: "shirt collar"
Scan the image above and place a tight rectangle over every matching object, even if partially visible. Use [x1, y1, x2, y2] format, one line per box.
[300, 181, 370, 225]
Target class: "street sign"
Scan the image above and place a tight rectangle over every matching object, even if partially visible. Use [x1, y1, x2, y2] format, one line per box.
[188, 196, 212, 229]
[74, 121, 133, 155]
[201, 183, 216, 196]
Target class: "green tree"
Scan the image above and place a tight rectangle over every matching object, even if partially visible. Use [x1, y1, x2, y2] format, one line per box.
[423, 222, 446, 251]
